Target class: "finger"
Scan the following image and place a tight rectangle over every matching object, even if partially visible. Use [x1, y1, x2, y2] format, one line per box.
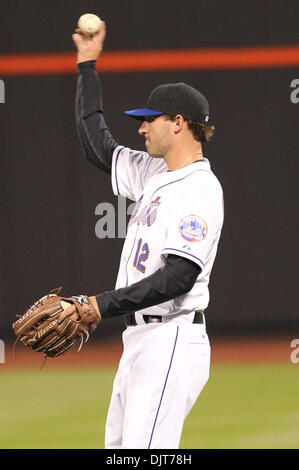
[75, 28, 95, 40]
[57, 304, 77, 323]
[72, 33, 85, 46]
[74, 28, 90, 39]
[95, 21, 106, 43]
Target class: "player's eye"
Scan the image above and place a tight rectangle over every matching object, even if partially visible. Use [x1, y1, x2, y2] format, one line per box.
[145, 115, 159, 123]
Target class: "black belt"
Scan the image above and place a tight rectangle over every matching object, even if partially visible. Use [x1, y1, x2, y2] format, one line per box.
[124, 310, 204, 327]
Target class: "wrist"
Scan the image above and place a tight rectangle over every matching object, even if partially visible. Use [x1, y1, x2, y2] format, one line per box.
[77, 56, 98, 64]
[77, 50, 102, 64]
[89, 296, 101, 319]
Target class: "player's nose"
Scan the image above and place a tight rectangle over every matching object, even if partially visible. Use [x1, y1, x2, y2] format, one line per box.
[138, 120, 148, 135]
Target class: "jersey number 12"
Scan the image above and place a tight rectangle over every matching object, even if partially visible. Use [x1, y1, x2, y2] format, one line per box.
[133, 238, 149, 273]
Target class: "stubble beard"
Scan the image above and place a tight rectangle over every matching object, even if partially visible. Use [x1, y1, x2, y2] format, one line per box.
[145, 140, 164, 158]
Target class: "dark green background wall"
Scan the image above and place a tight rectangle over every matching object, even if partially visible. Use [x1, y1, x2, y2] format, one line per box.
[0, 1, 298, 340]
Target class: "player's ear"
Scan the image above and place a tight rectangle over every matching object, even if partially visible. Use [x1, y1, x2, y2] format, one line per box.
[174, 114, 184, 133]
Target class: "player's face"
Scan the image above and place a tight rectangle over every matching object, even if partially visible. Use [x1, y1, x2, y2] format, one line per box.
[138, 115, 174, 157]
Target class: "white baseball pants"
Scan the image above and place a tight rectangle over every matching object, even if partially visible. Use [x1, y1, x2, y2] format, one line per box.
[105, 321, 210, 449]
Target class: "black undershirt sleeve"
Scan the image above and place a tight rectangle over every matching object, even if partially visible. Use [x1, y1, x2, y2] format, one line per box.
[96, 254, 201, 319]
[76, 60, 118, 174]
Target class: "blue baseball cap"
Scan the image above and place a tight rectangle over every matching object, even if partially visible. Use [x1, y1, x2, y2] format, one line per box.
[124, 82, 209, 123]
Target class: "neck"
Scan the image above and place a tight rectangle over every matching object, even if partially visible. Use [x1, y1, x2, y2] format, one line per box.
[164, 146, 203, 170]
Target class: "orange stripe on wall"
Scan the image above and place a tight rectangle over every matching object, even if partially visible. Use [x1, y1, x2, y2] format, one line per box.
[0, 45, 299, 76]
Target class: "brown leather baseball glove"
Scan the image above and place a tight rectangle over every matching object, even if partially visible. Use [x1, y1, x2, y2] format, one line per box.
[12, 287, 101, 358]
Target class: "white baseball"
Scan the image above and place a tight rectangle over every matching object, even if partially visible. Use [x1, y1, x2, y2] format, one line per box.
[61, 301, 72, 310]
[78, 13, 102, 35]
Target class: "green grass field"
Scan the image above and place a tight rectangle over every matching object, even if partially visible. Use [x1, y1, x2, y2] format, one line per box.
[0, 363, 298, 449]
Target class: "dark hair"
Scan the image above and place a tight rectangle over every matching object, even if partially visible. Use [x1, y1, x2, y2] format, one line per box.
[164, 114, 215, 143]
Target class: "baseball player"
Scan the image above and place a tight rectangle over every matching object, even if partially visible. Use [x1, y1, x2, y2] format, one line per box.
[72, 23, 224, 449]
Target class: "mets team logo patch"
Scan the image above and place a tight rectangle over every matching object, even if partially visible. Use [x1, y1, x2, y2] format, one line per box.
[179, 215, 208, 242]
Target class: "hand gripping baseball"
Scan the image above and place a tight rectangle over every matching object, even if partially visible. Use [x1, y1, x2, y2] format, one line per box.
[72, 20, 106, 64]
[12, 287, 101, 358]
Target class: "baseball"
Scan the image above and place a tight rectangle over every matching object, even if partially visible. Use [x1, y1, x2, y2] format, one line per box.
[77, 13, 102, 35]
[61, 301, 72, 310]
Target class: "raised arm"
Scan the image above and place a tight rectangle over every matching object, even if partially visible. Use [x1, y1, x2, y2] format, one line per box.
[72, 23, 118, 174]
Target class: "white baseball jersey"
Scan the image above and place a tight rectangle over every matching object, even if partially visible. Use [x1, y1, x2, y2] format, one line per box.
[111, 145, 224, 325]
